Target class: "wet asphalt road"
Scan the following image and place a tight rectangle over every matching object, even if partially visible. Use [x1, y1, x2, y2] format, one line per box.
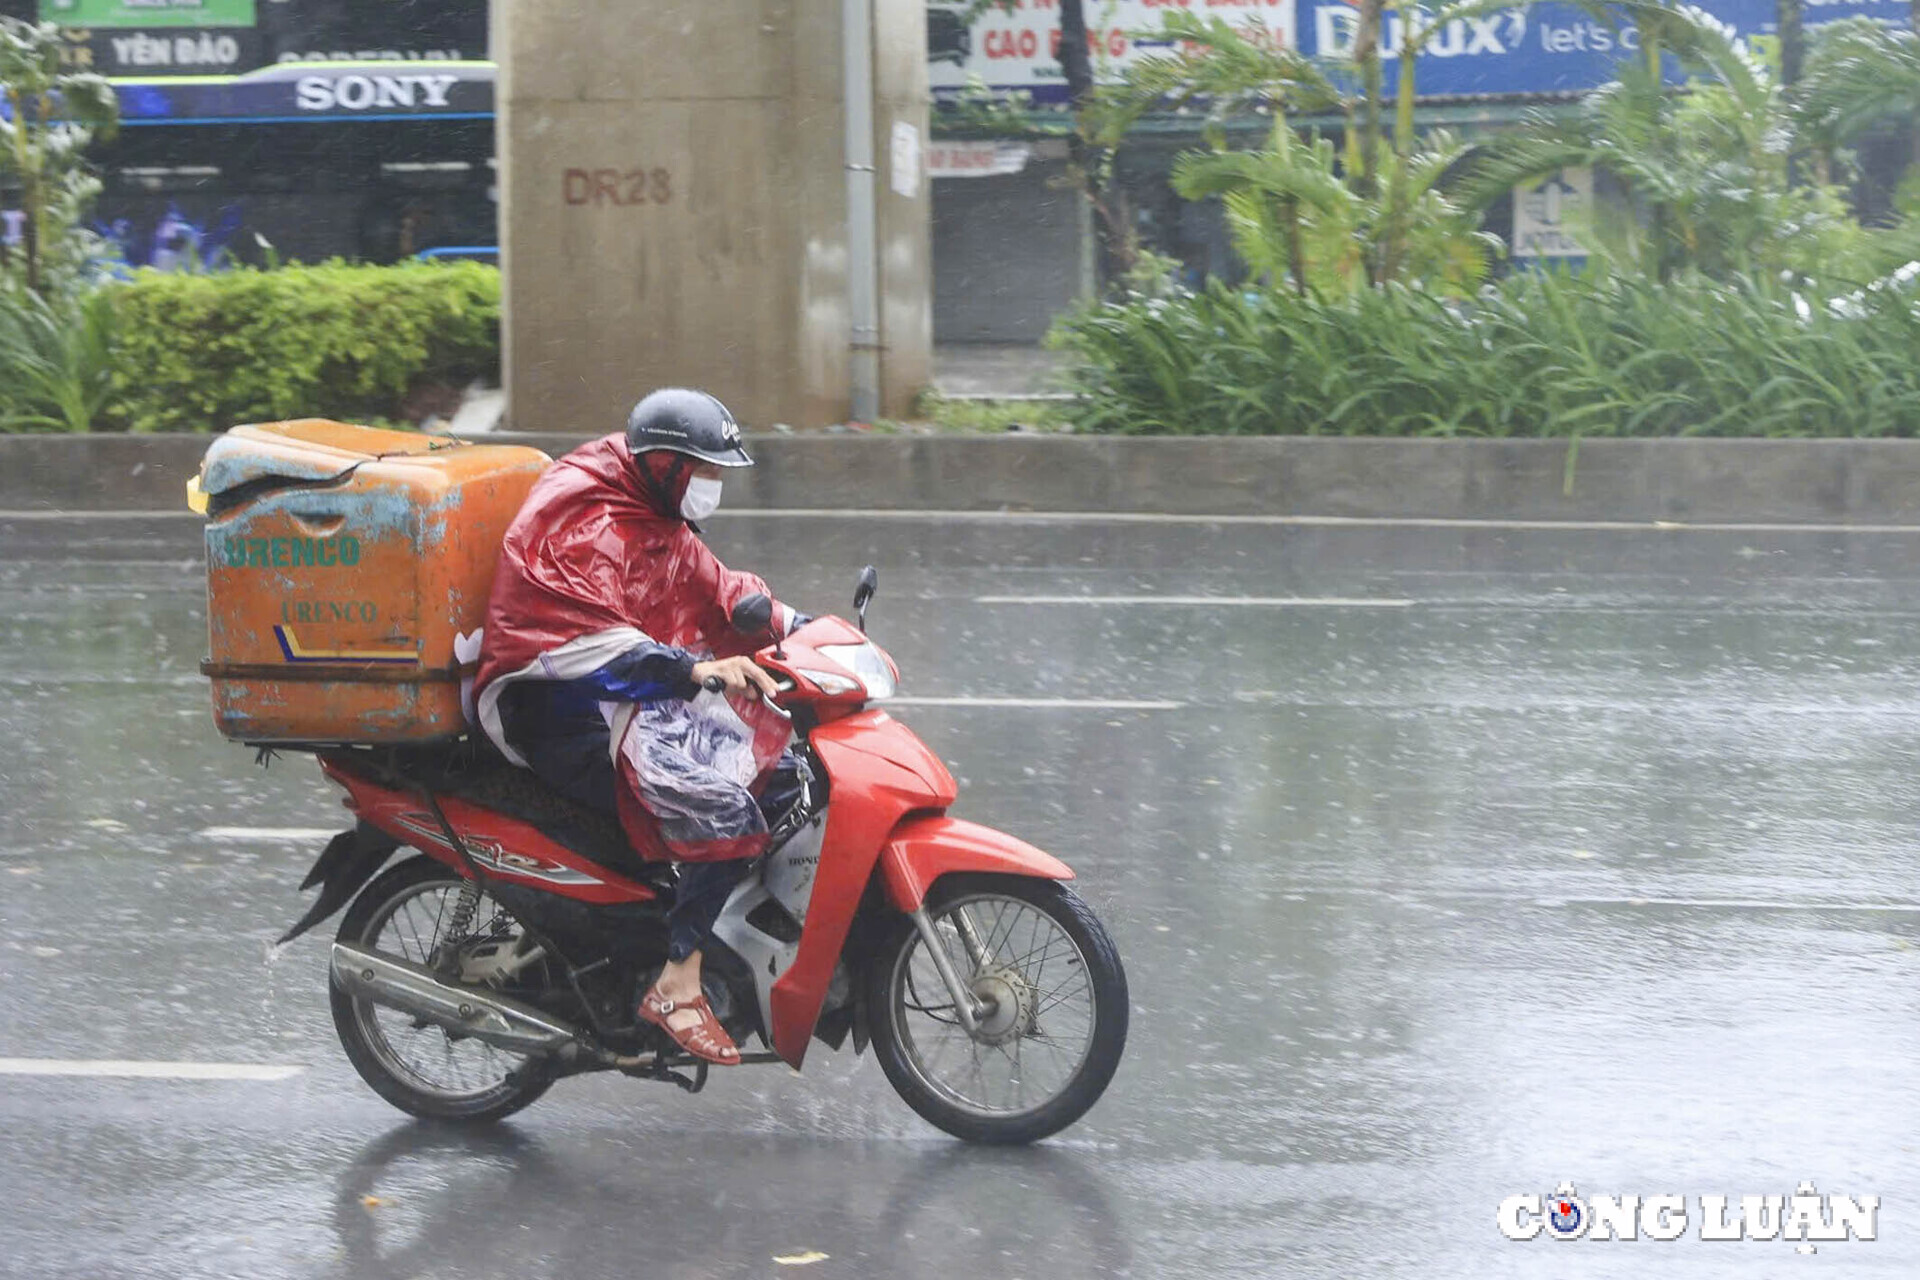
[3, 509, 1919, 1278]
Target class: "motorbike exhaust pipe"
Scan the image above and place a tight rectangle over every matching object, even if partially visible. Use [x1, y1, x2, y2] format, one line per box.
[330, 940, 582, 1055]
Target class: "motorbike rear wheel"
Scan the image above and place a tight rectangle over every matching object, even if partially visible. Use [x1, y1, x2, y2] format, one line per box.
[868, 873, 1128, 1145]
[330, 855, 555, 1124]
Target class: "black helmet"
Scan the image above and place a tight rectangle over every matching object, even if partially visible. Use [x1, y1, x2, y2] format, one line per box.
[625, 388, 753, 468]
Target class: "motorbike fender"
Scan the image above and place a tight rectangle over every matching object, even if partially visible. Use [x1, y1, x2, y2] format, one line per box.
[812, 707, 959, 799]
[278, 821, 400, 944]
[877, 815, 1074, 913]
[768, 709, 956, 1067]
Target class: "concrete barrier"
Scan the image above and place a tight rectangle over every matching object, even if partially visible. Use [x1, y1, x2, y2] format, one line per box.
[5, 432, 1920, 524]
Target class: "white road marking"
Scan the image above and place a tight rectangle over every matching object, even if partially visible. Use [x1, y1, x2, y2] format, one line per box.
[714, 509, 1920, 535]
[1544, 895, 1920, 913]
[0, 1058, 305, 1081]
[975, 594, 1415, 607]
[197, 826, 339, 842]
[888, 695, 1183, 711]
[0, 510, 209, 520]
[1314, 886, 1920, 914]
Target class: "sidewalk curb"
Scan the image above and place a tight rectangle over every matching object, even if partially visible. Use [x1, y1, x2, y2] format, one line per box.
[4, 433, 1918, 524]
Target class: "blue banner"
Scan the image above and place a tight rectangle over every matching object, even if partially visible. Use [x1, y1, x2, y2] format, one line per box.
[109, 60, 494, 125]
[1293, 0, 1911, 97]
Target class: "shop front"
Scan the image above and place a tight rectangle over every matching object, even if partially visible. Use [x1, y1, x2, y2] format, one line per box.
[927, 0, 1914, 341]
[0, 0, 489, 266]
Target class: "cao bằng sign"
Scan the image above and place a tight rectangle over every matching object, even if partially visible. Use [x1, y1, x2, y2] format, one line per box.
[928, 142, 1031, 180]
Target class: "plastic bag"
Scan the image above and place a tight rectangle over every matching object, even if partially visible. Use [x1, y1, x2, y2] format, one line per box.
[612, 688, 791, 863]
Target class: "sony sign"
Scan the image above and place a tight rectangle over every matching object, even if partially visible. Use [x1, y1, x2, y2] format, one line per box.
[294, 72, 460, 112]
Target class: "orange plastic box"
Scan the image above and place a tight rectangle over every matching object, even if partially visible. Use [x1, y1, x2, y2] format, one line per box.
[195, 420, 550, 743]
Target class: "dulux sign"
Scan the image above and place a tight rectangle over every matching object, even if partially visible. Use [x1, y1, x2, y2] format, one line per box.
[1295, 0, 1913, 96]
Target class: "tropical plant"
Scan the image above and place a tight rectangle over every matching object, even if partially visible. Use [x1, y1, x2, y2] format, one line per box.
[0, 282, 116, 431]
[1796, 17, 1920, 155]
[1048, 267, 1920, 438]
[0, 17, 118, 294]
[1089, 12, 1498, 294]
[1170, 126, 1497, 296]
[1367, 0, 1531, 281]
[1090, 12, 1342, 141]
[1456, 0, 1863, 281]
[1090, 14, 1342, 293]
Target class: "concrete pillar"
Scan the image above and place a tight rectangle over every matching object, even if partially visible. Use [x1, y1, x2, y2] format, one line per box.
[870, 0, 932, 407]
[498, 0, 930, 432]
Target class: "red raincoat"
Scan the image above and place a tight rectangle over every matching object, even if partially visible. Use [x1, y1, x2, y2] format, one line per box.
[474, 434, 794, 862]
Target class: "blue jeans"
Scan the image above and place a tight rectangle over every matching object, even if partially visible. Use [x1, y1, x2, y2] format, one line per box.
[667, 756, 809, 960]
[668, 859, 754, 962]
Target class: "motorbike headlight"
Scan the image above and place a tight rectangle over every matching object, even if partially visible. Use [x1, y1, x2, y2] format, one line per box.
[816, 641, 898, 700]
[795, 667, 862, 697]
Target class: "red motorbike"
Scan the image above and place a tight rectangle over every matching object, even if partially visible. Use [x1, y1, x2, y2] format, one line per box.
[284, 569, 1128, 1144]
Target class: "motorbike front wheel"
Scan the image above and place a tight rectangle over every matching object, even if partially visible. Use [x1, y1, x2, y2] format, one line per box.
[868, 873, 1128, 1144]
[329, 855, 555, 1124]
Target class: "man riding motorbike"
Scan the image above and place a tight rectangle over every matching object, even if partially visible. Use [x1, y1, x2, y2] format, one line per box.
[472, 388, 804, 1067]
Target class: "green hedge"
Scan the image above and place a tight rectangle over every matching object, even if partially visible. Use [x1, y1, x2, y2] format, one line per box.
[1049, 269, 1920, 437]
[100, 260, 499, 433]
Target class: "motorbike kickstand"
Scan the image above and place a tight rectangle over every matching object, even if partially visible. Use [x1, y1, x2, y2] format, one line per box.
[611, 1044, 710, 1094]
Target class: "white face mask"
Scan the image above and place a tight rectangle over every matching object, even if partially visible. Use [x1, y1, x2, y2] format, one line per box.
[680, 475, 723, 521]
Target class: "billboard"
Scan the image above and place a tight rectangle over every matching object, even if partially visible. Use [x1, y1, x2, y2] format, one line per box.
[37, 0, 254, 28]
[104, 60, 495, 122]
[929, 0, 1296, 104]
[1292, 0, 1913, 97]
[931, 0, 1912, 101]
[17, 0, 485, 76]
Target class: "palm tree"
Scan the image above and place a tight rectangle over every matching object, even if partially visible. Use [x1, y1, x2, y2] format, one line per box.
[1796, 18, 1920, 156]
[1376, 0, 1543, 281]
[1169, 123, 1495, 296]
[1456, 0, 1844, 280]
[1089, 14, 1345, 294]
[1053, 0, 1142, 281]
[1091, 10, 1499, 294]
[1779, 0, 1806, 88]
[1795, 17, 1920, 263]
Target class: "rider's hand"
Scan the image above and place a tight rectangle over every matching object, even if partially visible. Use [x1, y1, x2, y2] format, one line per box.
[690, 656, 779, 699]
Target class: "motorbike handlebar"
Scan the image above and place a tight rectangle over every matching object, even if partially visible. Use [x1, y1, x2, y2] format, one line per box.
[701, 671, 791, 719]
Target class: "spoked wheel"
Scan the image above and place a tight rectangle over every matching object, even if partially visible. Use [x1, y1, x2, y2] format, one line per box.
[868, 873, 1128, 1145]
[330, 855, 555, 1123]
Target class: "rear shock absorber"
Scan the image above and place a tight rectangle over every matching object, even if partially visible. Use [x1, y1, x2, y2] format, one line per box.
[440, 880, 484, 960]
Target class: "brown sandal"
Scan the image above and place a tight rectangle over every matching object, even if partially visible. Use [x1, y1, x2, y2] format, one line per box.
[637, 985, 741, 1065]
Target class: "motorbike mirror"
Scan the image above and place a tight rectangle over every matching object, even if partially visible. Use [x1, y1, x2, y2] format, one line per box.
[853, 565, 878, 633]
[731, 593, 774, 637]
